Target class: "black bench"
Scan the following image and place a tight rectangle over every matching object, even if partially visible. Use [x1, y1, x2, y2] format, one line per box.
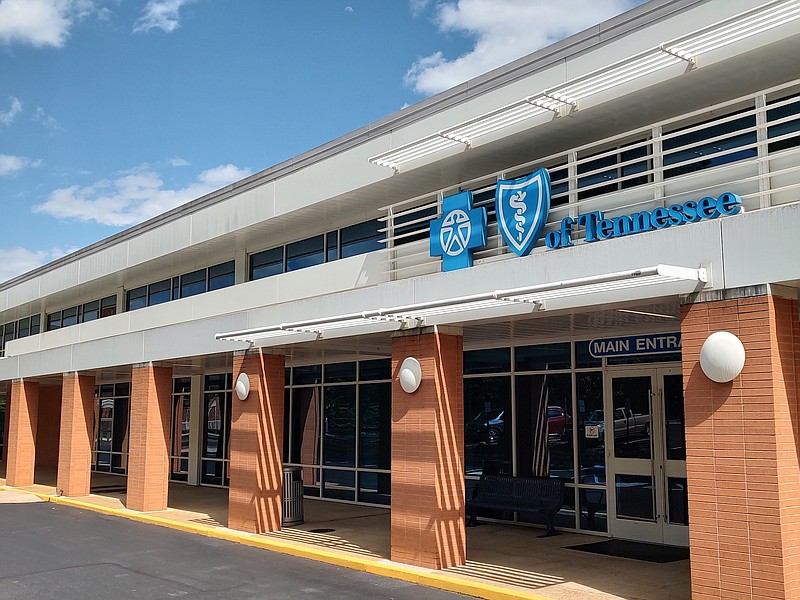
[466, 474, 565, 537]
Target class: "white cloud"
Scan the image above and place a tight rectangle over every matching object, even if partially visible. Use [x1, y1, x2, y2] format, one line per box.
[0, 154, 41, 177]
[169, 156, 190, 167]
[32, 105, 63, 132]
[406, 0, 639, 95]
[0, 246, 74, 283]
[0, 96, 22, 126]
[134, 0, 194, 34]
[345, 6, 353, 13]
[0, 0, 100, 48]
[34, 163, 252, 227]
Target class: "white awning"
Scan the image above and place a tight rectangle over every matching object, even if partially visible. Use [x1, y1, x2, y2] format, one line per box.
[215, 264, 707, 347]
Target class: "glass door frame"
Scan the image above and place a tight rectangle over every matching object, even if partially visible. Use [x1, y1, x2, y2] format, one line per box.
[605, 366, 688, 546]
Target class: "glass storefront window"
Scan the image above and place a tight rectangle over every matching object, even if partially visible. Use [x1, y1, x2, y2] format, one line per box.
[324, 361, 356, 383]
[464, 376, 512, 476]
[358, 383, 391, 470]
[322, 385, 356, 467]
[289, 386, 321, 465]
[514, 373, 573, 481]
[577, 371, 605, 483]
[358, 359, 391, 381]
[515, 342, 572, 371]
[92, 382, 131, 475]
[464, 347, 510, 374]
[170, 377, 191, 482]
[201, 374, 231, 486]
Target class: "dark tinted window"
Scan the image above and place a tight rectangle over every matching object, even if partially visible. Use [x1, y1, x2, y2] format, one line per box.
[286, 236, 324, 271]
[340, 220, 382, 258]
[180, 269, 207, 298]
[208, 261, 235, 291]
[250, 247, 284, 280]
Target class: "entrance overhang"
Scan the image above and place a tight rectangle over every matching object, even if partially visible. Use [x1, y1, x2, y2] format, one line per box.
[215, 264, 707, 347]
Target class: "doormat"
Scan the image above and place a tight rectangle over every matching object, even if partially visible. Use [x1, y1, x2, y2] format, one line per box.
[565, 539, 689, 563]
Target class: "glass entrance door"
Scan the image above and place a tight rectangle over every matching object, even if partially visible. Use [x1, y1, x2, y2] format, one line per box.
[606, 368, 688, 546]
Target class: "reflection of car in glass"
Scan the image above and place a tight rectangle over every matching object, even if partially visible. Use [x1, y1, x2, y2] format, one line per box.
[466, 410, 504, 445]
[547, 405, 572, 440]
[586, 408, 650, 438]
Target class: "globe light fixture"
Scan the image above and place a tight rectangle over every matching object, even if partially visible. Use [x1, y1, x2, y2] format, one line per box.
[700, 331, 745, 383]
[235, 373, 250, 400]
[399, 357, 422, 394]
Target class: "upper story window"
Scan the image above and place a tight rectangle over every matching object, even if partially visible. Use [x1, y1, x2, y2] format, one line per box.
[663, 108, 756, 178]
[249, 218, 382, 282]
[126, 260, 235, 312]
[767, 93, 800, 153]
[0, 314, 40, 356]
[577, 140, 650, 200]
[286, 236, 324, 272]
[45, 295, 117, 332]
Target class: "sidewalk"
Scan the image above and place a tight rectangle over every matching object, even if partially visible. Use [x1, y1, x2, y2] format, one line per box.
[0, 469, 691, 600]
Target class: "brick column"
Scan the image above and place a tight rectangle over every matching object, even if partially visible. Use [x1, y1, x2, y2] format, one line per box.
[391, 327, 465, 570]
[228, 350, 285, 533]
[6, 379, 40, 487]
[682, 291, 800, 599]
[127, 364, 172, 512]
[57, 373, 96, 497]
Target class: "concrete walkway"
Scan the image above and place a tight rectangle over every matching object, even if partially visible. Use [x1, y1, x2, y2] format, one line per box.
[0, 469, 690, 600]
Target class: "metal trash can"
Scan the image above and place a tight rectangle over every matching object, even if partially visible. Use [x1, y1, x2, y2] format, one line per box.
[282, 466, 304, 526]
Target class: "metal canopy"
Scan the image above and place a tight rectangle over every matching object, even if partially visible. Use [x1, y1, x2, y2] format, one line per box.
[215, 264, 707, 347]
[369, 0, 800, 172]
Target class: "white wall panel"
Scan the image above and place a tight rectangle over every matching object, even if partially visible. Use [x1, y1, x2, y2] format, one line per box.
[77, 243, 129, 285]
[127, 217, 192, 267]
[721, 203, 800, 289]
[71, 332, 145, 371]
[17, 346, 73, 378]
[39, 261, 80, 298]
[189, 182, 276, 245]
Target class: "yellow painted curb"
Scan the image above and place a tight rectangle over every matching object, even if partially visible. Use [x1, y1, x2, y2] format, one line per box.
[1, 485, 550, 600]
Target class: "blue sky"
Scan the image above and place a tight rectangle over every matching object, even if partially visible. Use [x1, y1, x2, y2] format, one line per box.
[0, 0, 640, 282]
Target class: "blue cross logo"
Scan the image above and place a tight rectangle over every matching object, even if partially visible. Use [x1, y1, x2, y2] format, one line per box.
[430, 191, 487, 272]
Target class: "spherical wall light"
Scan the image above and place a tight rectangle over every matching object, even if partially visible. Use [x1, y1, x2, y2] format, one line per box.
[235, 373, 250, 400]
[399, 357, 422, 394]
[700, 331, 746, 383]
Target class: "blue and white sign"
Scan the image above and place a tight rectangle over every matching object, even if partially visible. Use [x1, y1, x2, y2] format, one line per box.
[589, 333, 682, 358]
[430, 191, 487, 272]
[495, 168, 551, 257]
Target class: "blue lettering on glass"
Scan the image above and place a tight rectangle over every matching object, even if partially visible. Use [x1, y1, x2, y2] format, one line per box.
[589, 333, 682, 358]
[495, 168, 551, 257]
[546, 192, 742, 248]
[430, 191, 487, 272]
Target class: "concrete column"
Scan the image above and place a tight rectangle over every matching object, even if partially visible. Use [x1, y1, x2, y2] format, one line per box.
[391, 327, 465, 570]
[127, 364, 172, 512]
[228, 350, 285, 533]
[56, 373, 96, 497]
[6, 379, 40, 487]
[681, 289, 800, 598]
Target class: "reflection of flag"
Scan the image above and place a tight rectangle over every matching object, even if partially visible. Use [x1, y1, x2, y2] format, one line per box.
[532, 375, 549, 477]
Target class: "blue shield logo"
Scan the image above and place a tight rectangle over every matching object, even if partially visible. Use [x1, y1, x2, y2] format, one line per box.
[496, 168, 551, 257]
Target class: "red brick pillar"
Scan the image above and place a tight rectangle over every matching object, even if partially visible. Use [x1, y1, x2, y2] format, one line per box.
[682, 291, 800, 599]
[228, 350, 285, 533]
[3, 383, 12, 462]
[127, 364, 172, 512]
[391, 327, 465, 570]
[6, 379, 40, 487]
[57, 373, 96, 497]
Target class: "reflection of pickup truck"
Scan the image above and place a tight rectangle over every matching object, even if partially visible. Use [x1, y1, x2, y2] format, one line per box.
[586, 408, 650, 438]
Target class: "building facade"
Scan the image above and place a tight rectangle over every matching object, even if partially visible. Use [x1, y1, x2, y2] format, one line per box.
[2, 0, 800, 596]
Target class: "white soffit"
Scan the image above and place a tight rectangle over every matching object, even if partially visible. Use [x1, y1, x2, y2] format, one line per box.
[215, 264, 707, 347]
[369, 0, 800, 172]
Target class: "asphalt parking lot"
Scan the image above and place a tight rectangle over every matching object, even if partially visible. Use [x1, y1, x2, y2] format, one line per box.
[0, 490, 471, 600]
